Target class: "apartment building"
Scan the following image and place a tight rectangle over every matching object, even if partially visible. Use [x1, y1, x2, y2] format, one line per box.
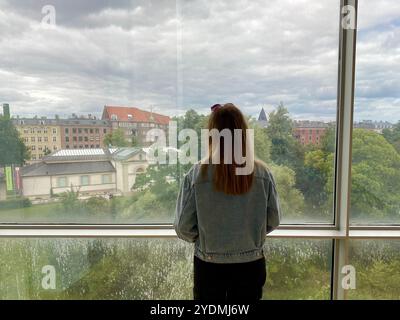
[58, 118, 111, 150]
[293, 120, 329, 146]
[102, 106, 170, 146]
[12, 118, 62, 161]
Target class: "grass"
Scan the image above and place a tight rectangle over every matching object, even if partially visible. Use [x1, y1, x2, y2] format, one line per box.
[0, 202, 60, 223]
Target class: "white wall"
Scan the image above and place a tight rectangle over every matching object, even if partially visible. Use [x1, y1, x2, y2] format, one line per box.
[22, 176, 51, 198]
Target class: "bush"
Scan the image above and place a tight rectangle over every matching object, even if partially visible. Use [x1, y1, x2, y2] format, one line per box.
[0, 197, 32, 210]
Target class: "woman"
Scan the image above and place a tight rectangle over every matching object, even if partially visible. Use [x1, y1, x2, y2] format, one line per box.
[174, 103, 281, 301]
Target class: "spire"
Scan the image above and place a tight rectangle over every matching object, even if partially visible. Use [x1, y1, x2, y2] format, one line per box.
[258, 107, 267, 122]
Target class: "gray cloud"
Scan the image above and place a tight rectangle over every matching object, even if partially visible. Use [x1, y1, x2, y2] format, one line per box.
[0, 0, 399, 122]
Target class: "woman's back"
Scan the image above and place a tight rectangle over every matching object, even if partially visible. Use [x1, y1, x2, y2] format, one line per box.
[175, 160, 281, 263]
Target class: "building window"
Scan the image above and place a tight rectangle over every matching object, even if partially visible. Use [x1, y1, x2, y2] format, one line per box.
[111, 114, 118, 121]
[53, 128, 57, 134]
[65, 128, 69, 134]
[31, 137, 35, 142]
[73, 128, 77, 134]
[80, 175, 90, 186]
[53, 137, 57, 142]
[102, 174, 112, 184]
[44, 137, 48, 142]
[57, 177, 67, 188]
[66, 137, 70, 142]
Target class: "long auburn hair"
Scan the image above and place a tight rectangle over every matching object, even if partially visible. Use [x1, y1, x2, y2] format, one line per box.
[200, 103, 254, 195]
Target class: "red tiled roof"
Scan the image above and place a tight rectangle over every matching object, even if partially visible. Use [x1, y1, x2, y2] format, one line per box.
[102, 106, 170, 125]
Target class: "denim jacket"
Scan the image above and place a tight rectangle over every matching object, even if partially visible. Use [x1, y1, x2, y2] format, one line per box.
[174, 161, 281, 263]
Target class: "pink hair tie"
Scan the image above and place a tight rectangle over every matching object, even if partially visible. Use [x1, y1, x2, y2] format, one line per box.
[211, 104, 222, 112]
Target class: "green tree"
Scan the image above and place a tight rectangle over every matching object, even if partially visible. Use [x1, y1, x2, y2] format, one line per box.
[383, 121, 400, 153]
[351, 129, 400, 219]
[0, 116, 30, 166]
[266, 103, 304, 170]
[249, 120, 271, 164]
[103, 128, 129, 147]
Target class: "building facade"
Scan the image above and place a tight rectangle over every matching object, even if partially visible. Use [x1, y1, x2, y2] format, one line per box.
[293, 120, 329, 146]
[354, 120, 393, 133]
[102, 106, 170, 146]
[58, 118, 111, 150]
[20, 148, 148, 199]
[12, 118, 62, 161]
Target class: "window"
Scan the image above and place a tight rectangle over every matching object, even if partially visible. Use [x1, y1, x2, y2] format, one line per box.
[348, 240, 400, 299]
[52, 128, 57, 134]
[80, 175, 90, 186]
[65, 128, 69, 134]
[1, 0, 399, 301]
[31, 137, 35, 142]
[351, 1, 400, 225]
[66, 137, 69, 142]
[57, 177, 67, 188]
[102, 174, 112, 184]
[0, 239, 331, 300]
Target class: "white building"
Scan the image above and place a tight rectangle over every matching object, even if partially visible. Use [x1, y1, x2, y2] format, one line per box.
[20, 148, 148, 199]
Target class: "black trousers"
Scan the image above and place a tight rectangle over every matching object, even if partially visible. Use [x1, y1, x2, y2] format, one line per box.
[193, 255, 266, 301]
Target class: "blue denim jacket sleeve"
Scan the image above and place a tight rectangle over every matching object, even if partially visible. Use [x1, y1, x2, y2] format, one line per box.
[266, 171, 281, 234]
[174, 172, 199, 243]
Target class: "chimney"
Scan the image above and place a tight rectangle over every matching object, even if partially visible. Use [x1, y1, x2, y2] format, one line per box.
[2, 103, 10, 119]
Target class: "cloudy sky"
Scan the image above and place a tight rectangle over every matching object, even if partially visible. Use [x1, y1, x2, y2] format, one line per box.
[0, 0, 399, 122]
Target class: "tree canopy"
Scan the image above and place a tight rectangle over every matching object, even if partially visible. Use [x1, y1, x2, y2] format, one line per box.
[0, 116, 30, 166]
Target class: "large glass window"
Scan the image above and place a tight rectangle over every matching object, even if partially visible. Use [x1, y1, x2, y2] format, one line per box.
[0, 0, 340, 225]
[348, 240, 400, 299]
[0, 239, 331, 300]
[351, 0, 400, 225]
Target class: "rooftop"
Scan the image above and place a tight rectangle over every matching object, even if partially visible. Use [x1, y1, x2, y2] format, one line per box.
[102, 106, 170, 125]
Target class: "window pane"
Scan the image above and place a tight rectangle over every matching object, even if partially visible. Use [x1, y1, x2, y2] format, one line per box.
[0, 238, 331, 300]
[0, 1, 339, 224]
[348, 240, 400, 299]
[351, 1, 400, 225]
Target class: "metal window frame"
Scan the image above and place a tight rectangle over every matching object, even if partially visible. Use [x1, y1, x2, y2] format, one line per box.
[1, 0, 399, 300]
